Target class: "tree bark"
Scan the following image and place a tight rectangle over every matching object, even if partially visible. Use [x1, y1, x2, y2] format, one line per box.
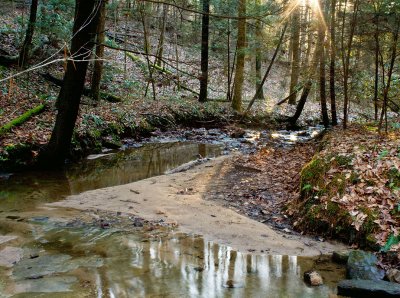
[155, 3, 168, 67]
[342, 0, 360, 129]
[18, 0, 38, 68]
[40, 0, 100, 167]
[318, 0, 329, 128]
[91, 0, 107, 103]
[254, 0, 264, 100]
[288, 9, 300, 105]
[373, 15, 380, 121]
[232, 0, 246, 112]
[199, 0, 210, 102]
[378, 18, 399, 133]
[329, 0, 338, 125]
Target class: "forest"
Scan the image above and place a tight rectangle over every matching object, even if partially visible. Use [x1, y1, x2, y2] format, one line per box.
[0, 0, 399, 296]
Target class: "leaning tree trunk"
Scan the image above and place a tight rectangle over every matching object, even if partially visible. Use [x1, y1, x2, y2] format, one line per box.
[288, 9, 301, 105]
[199, 0, 210, 102]
[18, 0, 39, 68]
[232, 0, 246, 112]
[91, 0, 107, 103]
[40, 0, 100, 167]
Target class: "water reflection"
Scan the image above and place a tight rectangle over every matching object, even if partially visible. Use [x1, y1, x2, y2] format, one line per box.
[0, 216, 345, 297]
[0, 143, 222, 212]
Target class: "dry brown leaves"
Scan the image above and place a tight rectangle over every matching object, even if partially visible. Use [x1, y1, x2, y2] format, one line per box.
[317, 125, 400, 248]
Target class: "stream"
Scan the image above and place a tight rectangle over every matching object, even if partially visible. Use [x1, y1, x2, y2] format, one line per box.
[0, 128, 346, 297]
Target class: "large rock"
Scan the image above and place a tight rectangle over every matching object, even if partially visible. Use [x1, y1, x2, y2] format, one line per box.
[338, 279, 400, 297]
[0, 246, 23, 267]
[332, 250, 352, 264]
[347, 250, 385, 280]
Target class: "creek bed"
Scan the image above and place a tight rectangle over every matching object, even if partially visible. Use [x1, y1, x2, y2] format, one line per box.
[0, 136, 346, 297]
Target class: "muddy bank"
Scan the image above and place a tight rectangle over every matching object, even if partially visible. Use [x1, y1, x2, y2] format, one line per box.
[49, 155, 346, 256]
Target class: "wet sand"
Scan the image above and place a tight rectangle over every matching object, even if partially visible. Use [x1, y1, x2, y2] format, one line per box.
[49, 156, 346, 256]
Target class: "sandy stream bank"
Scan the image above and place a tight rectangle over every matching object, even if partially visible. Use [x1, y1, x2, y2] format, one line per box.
[49, 156, 345, 256]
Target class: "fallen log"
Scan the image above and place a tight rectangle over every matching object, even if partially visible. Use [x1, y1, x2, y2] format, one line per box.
[0, 104, 46, 136]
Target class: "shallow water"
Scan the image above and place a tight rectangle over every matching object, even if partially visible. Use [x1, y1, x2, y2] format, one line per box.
[0, 217, 345, 298]
[0, 142, 222, 213]
[0, 141, 345, 297]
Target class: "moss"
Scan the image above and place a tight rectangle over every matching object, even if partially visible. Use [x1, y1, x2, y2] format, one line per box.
[0, 104, 46, 136]
[326, 201, 340, 216]
[300, 158, 327, 198]
[387, 167, 400, 189]
[359, 207, 378, 235]
[326, 174, 346, 196]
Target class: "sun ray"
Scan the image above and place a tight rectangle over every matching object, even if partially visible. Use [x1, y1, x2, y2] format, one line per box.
[283, 0, 327, 30]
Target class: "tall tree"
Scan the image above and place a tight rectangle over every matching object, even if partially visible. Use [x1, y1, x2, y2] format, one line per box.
[254, 0, 264, 100]
[91, 0, 107, 103]
[288, 8, 301, 105]
[40, 0, 101, 166]
[155, 3, 168, 67]
[18, 0, 39, 68]
[379, 16, 399, 132]
[199, 0, 210, 102]
[318, 0, 329, 127]
[232, 0, 247, 112]
[329, 0, 338, 125]
[342, 0, 360, 129]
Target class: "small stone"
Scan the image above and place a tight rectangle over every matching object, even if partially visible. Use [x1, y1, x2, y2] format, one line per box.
[332, 250, 352, 264]
[386, 269, 400, 284]
[230, 128, 246, 138]
[304, 270, 323, 286]
[223, 280, 243, 288]
[132, 218, 144, 227]
[338, 279, 400, 297]
[6, 215, 20, 220]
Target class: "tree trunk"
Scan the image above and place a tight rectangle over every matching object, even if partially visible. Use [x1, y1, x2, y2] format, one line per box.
[342, 0, 360, 129]
[155, 4, 168, 67]
[91, 0, 107, 103]
[287, 47, 320, 128]
[40, 0, 100, 167]
[199, 0, 210, 102]
[288, 80, 312, 128]
[288, 9, 300, 105]
[379, 18, 399, 133]
[329, 0, 338, 125]
[373, 16, 379, 121]
[242, 22, 288, 116]
[318, 0, 329, 127]
[232, 0, 246, 112]
[18, 0, 38, 68]
[254, 0, 264, 100]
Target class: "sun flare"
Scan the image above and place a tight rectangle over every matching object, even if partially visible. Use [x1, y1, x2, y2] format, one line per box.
[284, 0, 326, 28]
